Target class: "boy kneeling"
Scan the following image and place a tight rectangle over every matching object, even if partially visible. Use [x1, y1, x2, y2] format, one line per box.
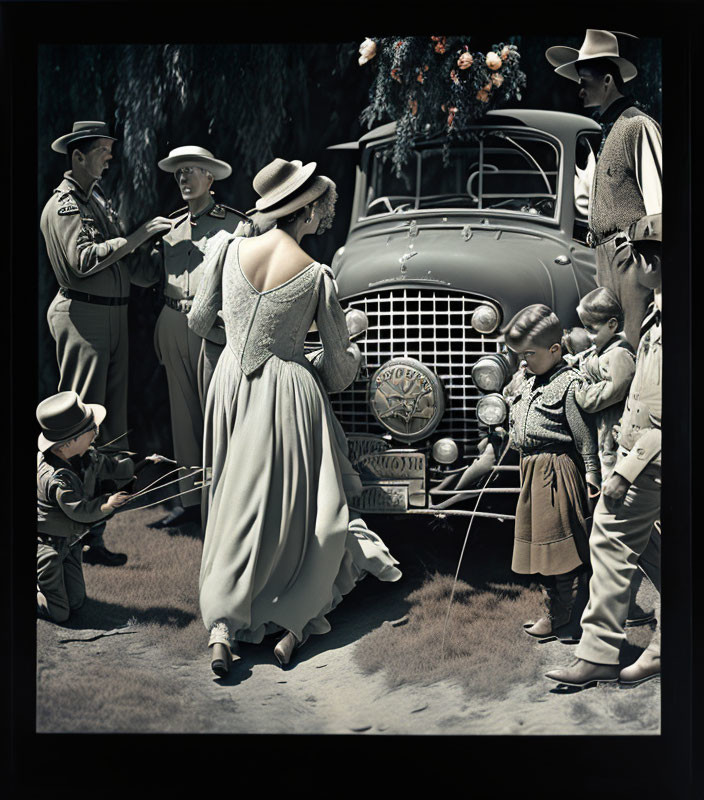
[503, 304, 600, 641]
[37, 391, 133, 623]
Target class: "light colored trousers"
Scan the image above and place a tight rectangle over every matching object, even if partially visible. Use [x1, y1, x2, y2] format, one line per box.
[47, 293, 129, 451]
[37, 535, 86, 623]
[576, 457, 661, 665]
[154, 306, 223, 507]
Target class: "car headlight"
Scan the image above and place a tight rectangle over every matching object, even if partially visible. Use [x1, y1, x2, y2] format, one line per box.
[432, 438, 459, 465]
[471, 304, 500, 334]
[471, 354, 512, 393]
[476, 393, 507, 426]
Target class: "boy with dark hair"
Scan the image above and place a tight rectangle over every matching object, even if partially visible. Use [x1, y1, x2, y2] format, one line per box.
[573, 287, 636, 481]
[503, 304, 600, 641]
[36, 391, 135, 623]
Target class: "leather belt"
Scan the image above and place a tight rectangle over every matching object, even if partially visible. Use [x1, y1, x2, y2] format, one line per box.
[164, 296, 194, 313]
[59, 287, 129, 306]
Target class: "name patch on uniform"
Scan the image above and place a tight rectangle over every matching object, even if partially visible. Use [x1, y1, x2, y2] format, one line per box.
[58, 204, 79, 215]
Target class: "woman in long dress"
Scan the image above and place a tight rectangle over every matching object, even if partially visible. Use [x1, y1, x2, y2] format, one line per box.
[188, 158, 402, 675]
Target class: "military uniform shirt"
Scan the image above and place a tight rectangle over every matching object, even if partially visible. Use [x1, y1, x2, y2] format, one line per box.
[153, 200, 246, 301]
[37, 447, 135, 539]
[40, 172, 132, 297]
[614, 311, 662, 483]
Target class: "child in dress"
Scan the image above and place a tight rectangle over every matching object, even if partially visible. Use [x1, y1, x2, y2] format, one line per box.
[573, 287, 636, 482]
[503, 304, 600, 640]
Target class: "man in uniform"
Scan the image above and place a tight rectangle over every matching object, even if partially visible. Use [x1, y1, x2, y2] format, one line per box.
[146, 146, 247, 529]
[545, 280, 662, 688]
[40, 121, 173, 565]
[546, 30, 662, 349]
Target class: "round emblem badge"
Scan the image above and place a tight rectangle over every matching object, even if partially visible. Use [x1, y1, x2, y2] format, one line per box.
[369, 357, 445, 443]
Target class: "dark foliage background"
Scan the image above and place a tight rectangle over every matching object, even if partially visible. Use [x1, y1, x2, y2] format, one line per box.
[38, 36, 661, 458]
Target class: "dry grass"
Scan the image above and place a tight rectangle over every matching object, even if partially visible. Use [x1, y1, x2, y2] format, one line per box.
[354, 570, 545, 698]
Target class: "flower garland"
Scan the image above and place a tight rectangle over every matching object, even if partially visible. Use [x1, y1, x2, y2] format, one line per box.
[358, 36, 527, 176]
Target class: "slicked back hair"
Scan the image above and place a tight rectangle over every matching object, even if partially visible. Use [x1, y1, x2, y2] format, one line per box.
[577, 286, 624, 326]
[502, 304, 563, 351]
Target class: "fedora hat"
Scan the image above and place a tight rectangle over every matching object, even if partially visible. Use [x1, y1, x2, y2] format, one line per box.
[51, 121, 118, 154]
[37, 391, 106, 452]
[253, 158, 333, 219]
[546, 29, 638, 84]
[158, 146, 232, 180]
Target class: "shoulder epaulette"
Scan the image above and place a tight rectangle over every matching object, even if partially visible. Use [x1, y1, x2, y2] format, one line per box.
[211, 203, 249, 220]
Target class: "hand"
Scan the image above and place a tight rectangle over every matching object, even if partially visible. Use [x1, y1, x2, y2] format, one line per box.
[103, 491, 132, 511]
[146, 453, 166, 463]
[602, 473, 631, 506]
[141, 216, 173, 238]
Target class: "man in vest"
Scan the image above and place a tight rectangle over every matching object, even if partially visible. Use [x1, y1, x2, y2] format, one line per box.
[545, 30, 662, 349]
[41, 121, 174, 565]
[145, 147, 247, 530]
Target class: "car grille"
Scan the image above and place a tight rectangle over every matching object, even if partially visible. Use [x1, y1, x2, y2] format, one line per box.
[331, 286, 504, 458]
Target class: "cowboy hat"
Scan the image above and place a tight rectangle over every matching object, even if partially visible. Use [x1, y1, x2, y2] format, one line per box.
[546, 29, 638, 84]
[51, 121, 118, 154]
[158, 146, 232, 180]
[37, 391, 106, 452]
[253, 158, 333, 219]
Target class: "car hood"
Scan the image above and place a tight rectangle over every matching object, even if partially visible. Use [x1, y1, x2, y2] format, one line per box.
[334, 221, 570, 320]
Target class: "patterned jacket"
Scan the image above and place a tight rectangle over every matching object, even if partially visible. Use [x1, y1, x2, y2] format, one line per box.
[507, 362, 600, 476]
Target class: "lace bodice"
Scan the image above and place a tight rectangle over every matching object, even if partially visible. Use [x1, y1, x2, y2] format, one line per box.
[188, 233, 360, 393]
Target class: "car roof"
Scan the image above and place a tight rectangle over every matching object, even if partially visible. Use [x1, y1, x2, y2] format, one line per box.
[328, 109, 602, 150]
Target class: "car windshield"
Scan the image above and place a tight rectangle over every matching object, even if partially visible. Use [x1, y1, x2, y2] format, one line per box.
[363, 129, 561, 220]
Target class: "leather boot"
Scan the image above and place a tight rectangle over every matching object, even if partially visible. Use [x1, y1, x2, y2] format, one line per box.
[619, 639, 661, 685]
[545, 658, 619, 687]
[524, 572, 580, 639]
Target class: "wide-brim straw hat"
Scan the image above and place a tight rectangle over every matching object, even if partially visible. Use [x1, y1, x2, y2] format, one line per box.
[51, 121, 118, 154]
[546, 29, 637, 84]
[252, 158, 333, 219]
[37, 391, 106, 452]
[158, 146, 232, 180]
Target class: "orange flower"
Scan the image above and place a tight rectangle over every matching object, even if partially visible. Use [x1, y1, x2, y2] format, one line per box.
[457, 52, 473, 70]
[476, 89, 490, 103]
[395, 40, 404, 49]
[483, 81, 492, 91]
[491, 73, 504, 87]
[391, 68, 401, 83]
[434, 43, 446, 54]
[486, 51, 502, 70]
[417, 72, 424, 83]
[447, 106, 458, 126]
[450, 69, 460, 86]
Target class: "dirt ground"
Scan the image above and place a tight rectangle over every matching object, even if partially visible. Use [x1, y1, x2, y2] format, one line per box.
[36, 507, 660, 735]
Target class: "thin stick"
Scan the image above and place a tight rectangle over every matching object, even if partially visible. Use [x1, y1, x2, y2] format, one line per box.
[120, 483, 212, 513]
[127, 466, 190, 500]
[439, 437, 512, 661]
[96, 429, 133, 449]
[125, 467, 203, 503]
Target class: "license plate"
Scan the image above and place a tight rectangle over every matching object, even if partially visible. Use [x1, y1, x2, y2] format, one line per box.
[355, 451, 426, 481]
[349, 484, 409, 512]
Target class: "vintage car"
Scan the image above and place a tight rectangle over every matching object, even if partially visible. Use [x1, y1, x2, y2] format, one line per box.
[319, 109, 603, 521]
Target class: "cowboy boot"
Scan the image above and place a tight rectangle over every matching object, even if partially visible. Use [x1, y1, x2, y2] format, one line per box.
[545, 658, 619, 687]
[619, 634, 661, 685]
